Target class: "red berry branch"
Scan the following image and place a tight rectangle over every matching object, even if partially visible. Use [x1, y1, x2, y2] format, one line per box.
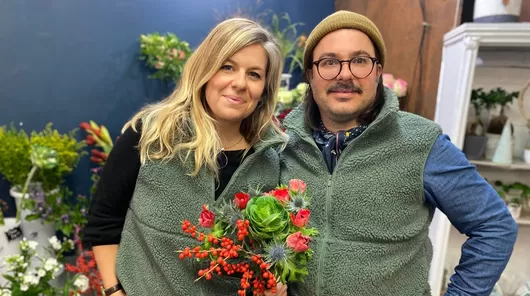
[177, 219, 278, 295]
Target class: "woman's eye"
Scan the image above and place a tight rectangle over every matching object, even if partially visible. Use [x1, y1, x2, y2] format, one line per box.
[249, 72, 261, 79]
[221, 65, 233, 71]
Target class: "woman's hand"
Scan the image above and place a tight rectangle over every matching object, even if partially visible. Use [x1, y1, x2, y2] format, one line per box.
[262, 282, 287, 296]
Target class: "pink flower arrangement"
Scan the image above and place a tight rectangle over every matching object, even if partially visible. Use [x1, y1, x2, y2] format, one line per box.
[382, 73, 408, 98]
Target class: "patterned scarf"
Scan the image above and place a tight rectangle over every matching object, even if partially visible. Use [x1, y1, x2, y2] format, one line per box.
[313, 121, 368, 173]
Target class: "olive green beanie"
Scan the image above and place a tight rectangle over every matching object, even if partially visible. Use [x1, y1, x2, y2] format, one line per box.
[303, 10, 387, 70]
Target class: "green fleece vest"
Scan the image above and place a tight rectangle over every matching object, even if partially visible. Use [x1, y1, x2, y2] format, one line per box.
[280, 88, 441, 296]
[115, 130, 285, 296]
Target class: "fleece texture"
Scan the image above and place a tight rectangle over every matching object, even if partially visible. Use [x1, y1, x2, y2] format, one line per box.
[280, 87, 441, 296]
[116, 129, 285, 296]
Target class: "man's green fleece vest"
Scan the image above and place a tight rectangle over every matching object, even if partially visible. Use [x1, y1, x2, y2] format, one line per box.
[115, 131, 284, 296]
[280, 88, 441, 296]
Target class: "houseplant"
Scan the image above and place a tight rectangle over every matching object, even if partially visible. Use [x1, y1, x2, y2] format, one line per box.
[0, 124, 32, 195]
[139, 32, 192, 83]
[0, 123, 85, 261]
[2, 123, 86, 197]
[266, 12, 306, 77]
[485, 87, 519, 134]
[463, 88, 489, 159]
[21, 187, 90, 238]
[480, 88, 519, 160]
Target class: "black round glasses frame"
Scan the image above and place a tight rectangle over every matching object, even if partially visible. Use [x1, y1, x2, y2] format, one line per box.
[312, 56, 379, 80]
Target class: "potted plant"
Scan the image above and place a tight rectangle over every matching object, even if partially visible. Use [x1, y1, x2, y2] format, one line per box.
[463, 88, 488, 159]
[0, 124, 32, 201]
[481, 88, 519, 160]
[266, 12, 305, 76]
[507, 196, 522, 219]
[4, 123, 86, 205]
[22, 186, 90, 239]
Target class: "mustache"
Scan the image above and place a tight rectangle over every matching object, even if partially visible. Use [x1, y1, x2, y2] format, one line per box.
[327, 82, 363, 94]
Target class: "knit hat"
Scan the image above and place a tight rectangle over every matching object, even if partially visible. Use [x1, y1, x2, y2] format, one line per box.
[303, 10, 387, 71]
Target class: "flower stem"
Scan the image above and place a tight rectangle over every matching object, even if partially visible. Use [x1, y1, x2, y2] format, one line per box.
[15, 165, 38, 222]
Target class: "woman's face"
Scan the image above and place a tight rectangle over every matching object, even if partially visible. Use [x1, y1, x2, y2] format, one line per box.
[204, 43, 268, 126]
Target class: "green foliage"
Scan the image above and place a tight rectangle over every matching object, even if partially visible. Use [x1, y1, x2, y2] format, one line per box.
[266, 12, 306, 74]
[1, 237, 76, 295]
[0, 124, 32, 187]
[139, 32, 192, 81]
[28, 123, 86, 192]
[0, 123, 85, 192]
[471, 88, 486, 116]
[482, 87, 519, 109]
[23, 187, 90, 238]
[492, 180, 530, 205]
[213, 1, 306, 75]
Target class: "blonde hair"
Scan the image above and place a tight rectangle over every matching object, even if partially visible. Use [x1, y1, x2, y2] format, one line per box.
[123, 18, 285, 177]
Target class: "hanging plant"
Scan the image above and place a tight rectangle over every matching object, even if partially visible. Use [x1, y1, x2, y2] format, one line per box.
[139, 32, 192, 82]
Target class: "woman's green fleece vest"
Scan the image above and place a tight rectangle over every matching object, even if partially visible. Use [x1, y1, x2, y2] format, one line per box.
[115, 130, 285, 296]
[280, 88, 441, 296]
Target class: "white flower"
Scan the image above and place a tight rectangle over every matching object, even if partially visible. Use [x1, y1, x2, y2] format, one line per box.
[38, 269, 46, 278]
[20, 284, 28, 292]
[73, 274, 90, 292]
[48, 236, 62, 251]
[27, 241, 38, 250]
[66, 239, 75, 251]
[44, 258, 58, 271]
[0, 288, 12, 296]
[19, 238, 38, 252]
[23, 274, 39, 285]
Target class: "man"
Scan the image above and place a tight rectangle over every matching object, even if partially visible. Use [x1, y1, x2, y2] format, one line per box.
[280, 10, 517, 296]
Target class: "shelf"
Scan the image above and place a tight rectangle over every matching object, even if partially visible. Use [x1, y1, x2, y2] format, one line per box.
[516, 209, 530, 225]
[444, 23, 530, 48]
[517, 216, 530, 225]
[470, 159, 530, 170]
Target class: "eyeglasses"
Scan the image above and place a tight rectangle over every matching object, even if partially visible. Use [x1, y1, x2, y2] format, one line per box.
[312, 56, 378, 80]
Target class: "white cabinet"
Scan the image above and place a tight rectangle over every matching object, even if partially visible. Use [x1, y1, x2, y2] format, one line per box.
[429, 22, 530, 296]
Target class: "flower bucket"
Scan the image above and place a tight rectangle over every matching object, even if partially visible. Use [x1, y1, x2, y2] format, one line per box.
[0, 218, 24, 286]
[9, 186, 57, 266]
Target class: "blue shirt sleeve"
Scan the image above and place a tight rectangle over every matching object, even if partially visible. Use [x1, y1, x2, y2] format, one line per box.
[424, 134, 518, 296]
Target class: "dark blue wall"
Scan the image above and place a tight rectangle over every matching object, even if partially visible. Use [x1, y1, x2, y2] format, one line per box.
[0, 0, 334, 216]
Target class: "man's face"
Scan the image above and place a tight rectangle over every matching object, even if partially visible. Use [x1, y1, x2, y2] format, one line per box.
[307, 29, 382, 129]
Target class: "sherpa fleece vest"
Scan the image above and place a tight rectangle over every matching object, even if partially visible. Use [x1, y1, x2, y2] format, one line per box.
[115, 131, 284, 296]
[280, 88, 441, 296]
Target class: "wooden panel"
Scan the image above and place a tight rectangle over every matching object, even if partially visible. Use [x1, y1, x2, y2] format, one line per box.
[334, 0, 459, 120]
[521, 0, 530, 22]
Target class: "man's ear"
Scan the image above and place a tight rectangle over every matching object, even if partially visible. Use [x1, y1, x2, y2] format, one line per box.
[376, 64, 383, 77]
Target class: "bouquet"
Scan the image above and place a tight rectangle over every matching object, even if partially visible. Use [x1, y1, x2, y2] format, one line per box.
[177, 179, 318, 295]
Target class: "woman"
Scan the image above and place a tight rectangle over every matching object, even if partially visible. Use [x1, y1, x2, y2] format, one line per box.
[83, 18, 288, 296]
